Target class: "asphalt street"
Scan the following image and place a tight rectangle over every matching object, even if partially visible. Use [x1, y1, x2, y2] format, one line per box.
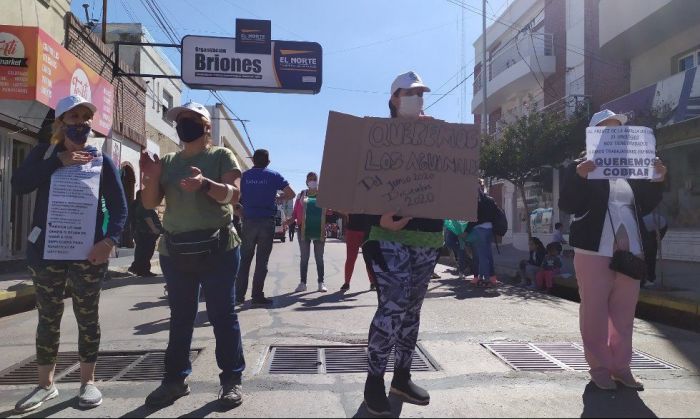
[0, 239, 698, 418]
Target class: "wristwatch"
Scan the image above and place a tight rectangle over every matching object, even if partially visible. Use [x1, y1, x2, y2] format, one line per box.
[201, 178, 212, 193]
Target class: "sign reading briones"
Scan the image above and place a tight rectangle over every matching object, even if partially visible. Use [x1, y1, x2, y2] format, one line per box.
[317, 111, 481, 220]
[586, 126, 657, 179]
[181, 35, 322, 94]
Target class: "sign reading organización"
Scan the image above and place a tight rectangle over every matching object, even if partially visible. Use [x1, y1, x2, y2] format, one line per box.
[181, 19, 322, 94]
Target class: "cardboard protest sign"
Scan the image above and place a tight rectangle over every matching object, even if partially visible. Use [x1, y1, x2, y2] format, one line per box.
[586, 126, 657, 180]
[317, 111, 480, 220]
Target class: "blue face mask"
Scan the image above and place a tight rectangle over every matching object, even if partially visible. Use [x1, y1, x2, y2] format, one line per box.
[65, 123, 91, 145]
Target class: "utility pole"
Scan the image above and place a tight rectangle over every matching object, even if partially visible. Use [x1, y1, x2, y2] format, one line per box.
[102, 0, 108, 44]
[481, 0, 488, 134]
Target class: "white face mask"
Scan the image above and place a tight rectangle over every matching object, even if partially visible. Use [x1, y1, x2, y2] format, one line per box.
[397, 95, 423, 117]
[307, 181, 318, 189]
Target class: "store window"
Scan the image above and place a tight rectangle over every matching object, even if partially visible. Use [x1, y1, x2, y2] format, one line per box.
[677, 49, 699, 73]
[658, 140, 700, 229]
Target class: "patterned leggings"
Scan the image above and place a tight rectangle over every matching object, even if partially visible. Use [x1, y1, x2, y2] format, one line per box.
[366, 241, 439, 377]
[30, 262, 107, 365]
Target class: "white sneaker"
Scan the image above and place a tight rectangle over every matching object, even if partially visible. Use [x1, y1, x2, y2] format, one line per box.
[295, 283, 307, 293]
[318, 282, 328, 292]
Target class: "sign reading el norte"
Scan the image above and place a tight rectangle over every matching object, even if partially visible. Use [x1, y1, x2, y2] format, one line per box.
[586, 126, 657, 179]
[181, 19, 322, 94]
[318, 111, 480, 221]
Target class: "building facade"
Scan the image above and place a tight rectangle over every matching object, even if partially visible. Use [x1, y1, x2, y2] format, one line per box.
[471, 0, 629, 249]
[102, 23, 183, 159]
[208, 103, 252, 171]
[598, 0, 700, 262]
[0, 1, 146, 260]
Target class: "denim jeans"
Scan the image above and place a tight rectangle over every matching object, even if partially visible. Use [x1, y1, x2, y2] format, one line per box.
[130, 232, 158, 273]
[473, 227, 495, 278]
[444, 230, 467, 273]
[237, 217, 275, 300]
[299, 238, 324, 283]
[160, 247, 245, 385]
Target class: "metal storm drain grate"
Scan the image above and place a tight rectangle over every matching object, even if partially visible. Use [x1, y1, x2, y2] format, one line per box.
[482, 342, 680, 372]
[267, 344, 437, 374]
[0, 350, 201, 385]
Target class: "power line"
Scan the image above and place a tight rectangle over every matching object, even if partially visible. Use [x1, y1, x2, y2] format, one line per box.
[424, 70, 475, 111]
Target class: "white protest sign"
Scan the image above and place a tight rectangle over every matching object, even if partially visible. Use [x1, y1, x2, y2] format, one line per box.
[586, 126, 657, 180]
[44, 155, 103, 260]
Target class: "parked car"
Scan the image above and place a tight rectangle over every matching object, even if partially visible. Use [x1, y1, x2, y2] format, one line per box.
[274, 207, 287, 242]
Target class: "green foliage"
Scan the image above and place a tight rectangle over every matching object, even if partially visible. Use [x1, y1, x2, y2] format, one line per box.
[480, 106, 586, 186]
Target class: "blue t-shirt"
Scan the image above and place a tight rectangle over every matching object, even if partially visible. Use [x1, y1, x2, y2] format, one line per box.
[240, 167, 289, 219]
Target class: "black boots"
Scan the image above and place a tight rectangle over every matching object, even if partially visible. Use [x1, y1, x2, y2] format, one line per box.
[389, 368, 430, 406]
[364, 375, 392, 417]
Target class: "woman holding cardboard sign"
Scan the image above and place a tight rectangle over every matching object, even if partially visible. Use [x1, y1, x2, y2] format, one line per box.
[361, 71, 442, 417]
[559, 109, 667, 392]
[12, 95, 127, 413]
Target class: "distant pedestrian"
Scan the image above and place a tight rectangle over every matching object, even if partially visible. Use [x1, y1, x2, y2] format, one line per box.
[342, 214, 376, 291]
[469, 181, 502, 287]
[290, 172, 327, 293]
[128, 190, 163, 277]
[552, 222, 568, 245]
[12, 95, 127, 413]
[362, 71, 439, 416]
[559, 109, 667, 391]
[641, 212, 668, 287]
[518, 237, 545, 287]
[236, 149, 295, 306]
[535, 242, 563, 293]
[141, 101, 245, 408]
[288, 219, 297, 241]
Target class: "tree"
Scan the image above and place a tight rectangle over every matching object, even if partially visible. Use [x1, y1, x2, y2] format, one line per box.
[480, 106, 585, 238]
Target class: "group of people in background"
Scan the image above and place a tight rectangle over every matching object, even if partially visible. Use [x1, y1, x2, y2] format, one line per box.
[10, 67, 669, 416]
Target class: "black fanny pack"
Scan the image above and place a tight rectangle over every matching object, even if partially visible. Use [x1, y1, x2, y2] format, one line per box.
[165, 227, 229, 271]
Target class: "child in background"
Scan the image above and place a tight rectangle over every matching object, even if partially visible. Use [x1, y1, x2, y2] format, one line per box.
[536, 242, 563, 293]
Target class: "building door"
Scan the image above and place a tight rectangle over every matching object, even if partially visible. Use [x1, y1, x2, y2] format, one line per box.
[10, 140, 34, 258]
[121, 164, 136, 248]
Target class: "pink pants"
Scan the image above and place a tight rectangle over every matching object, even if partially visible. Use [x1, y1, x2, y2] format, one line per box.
[574, 252, 640, 379]
[535, 270, 559, 289]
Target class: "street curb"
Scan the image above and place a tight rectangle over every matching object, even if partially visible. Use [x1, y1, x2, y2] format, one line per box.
[493, 263, 700, 316]
[0, 266, 149, 317]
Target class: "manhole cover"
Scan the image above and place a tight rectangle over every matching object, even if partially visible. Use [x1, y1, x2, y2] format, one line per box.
[0, 350, 201, 385]
[482, 342, 680, 372]
[266, 344, 438, 374]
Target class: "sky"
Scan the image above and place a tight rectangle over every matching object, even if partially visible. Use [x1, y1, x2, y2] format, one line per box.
[71, 0, 510, 192]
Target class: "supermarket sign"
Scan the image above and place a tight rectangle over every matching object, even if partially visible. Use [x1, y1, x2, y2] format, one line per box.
[0, 25, 113, 135]
[181, 34, 322, 94]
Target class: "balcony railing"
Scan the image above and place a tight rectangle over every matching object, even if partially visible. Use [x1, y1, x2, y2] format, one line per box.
[474, 33, 554, 94]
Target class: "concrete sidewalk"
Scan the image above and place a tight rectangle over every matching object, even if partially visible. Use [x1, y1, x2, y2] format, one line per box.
[488, 244, 700, 320]
[0, 240, 698, 418]
[0, 248, 151, 316]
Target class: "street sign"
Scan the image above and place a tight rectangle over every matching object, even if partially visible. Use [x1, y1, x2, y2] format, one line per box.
[181, 35, 322, 94]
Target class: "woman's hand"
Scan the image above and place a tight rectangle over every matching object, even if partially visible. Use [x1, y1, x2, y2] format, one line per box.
[576, 160, 596, 179]
[58, 151, 93, 167]
[140, 152, 162, 182]
[652, 158, 667, 182]
[179, 167, 205, 192]
[380, 212, 412, 232]
[87, 239, 113, 265]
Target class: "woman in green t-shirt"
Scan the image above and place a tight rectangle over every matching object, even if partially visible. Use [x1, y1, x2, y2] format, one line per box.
[140, 102, 245, 409]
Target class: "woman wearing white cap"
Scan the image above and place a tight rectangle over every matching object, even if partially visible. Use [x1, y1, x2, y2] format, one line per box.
[12, 95, 128, 412]
[361, 71, 440, 416]
[559, 109, 667, 391]
[140, 102, 245, 409]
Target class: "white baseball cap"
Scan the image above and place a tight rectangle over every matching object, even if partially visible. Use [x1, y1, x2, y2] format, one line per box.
[390, 71, 431, 96]
[55, 95, 97, 119]
[589, 109, 628, 127]
[166, 101, 211, 122]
